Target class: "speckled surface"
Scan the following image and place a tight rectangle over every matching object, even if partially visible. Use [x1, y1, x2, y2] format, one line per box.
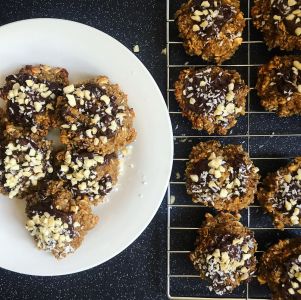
[0, 1, 167, 300]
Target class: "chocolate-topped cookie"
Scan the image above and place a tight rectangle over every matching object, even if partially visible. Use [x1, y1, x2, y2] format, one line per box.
[57, 76, 136, 154]
[186, 141, 260, 211]
[25, 180, 98, 259]
[252, 0, 301, 50]
[190, 213, 257, 295]
[258, 157, 301, 229]
[256, 56, 301, 116]
[175, 0, 246, 64]
[54, 150, 119, 205]
[174, 67, 248, 135]
[0, 64, 69, 136]
[258, 238, 301, 299]
[0, 125, 52, 199]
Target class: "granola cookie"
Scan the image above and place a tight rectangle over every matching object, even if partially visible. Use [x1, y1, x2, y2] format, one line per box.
[54, 150, 119, 205]
[256, 56, 301, 117]
[0, 125, 52, 199]
[190, 213, 257, 295]
[0, 64, 69, 136]
[174, 67, 248, 135]
[186, 140, 260, 211]
[258, 238, 301, 299]
[175, 0, 245, 64]
[258, 157, 301, 229]
[25, 180, 98, 259]
[57, 76, 136, 154]
[252, 0, 301, 51]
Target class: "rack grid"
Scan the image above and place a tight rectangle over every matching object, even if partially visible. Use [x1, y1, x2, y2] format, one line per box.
[166, 0, 301, 299]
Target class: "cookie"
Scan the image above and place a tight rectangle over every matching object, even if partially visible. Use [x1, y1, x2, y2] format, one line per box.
[252, 0, 301, 51]
[258, 238, 301, 299]
[174, 67, 248, 135]
[186, 140, 260, 211]
[0, 64, 69, 136]
[57, 76, 136, 154]
[0, 125, 52, 199]
[190, 212, 257, 295]
[256, 55, 301, 117]
[258, 157, 301, 229]
[25, 180, 98, 259]
[175, 0, 245, 64]
[55, 150, 119, 205]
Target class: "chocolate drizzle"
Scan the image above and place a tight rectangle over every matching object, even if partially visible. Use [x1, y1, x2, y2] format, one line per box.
[27, 196, 75, 237]
[2, 73, 62, 128]
[275, 65, 301, 95]
[272, 170, 301, 217]
[61, 83, 125, 139]
[0, 137, 51, 198]
[271, 0, 301, 36]
[195, 232, 256, 295]
[188, 147, 253, 205]
[183, 68, 244, 123]
[192, 159, 210, 180]
[283, 255, 301, 298]
[190, 0, 236, 38]
[98, 174, 113, 196]
[56, 151, 115, 200]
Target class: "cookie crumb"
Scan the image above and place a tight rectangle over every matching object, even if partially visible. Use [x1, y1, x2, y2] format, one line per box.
[133, 45, 140, 53]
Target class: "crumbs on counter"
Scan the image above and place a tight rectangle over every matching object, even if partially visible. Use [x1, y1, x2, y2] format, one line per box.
[133, 45, 140, 53]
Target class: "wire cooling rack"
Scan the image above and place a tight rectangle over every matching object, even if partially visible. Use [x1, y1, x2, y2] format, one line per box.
[166, 0, 301, 299]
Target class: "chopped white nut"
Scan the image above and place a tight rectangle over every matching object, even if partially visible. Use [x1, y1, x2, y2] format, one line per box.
[133, 45, 140, 53]
[66, 94, 76, 107]
[190, 174, 199, 182]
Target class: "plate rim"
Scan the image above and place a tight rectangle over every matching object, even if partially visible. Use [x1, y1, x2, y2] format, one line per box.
[0, 18, 173, 276]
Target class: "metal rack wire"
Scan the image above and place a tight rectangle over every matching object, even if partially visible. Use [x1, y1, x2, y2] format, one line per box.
[166, 0, 301, 299]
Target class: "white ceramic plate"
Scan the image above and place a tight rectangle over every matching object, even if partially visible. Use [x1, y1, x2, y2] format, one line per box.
[0, 19, 173, 276]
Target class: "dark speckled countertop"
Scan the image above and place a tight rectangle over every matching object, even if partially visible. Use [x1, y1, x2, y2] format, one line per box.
[0, 1, 167, 299]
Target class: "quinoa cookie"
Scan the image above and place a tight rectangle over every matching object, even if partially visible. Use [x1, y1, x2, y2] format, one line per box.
[258, 157, 301, 229]
[186, 140, 260, 211]
[256, 56, 301, 117]
[174, 67, 248, 135]
[25, 180, 98, 259]
[0, 125, 52, 199]
[0, 64, 69, 136]
[252, 0, 301, 51]
[190, 213, 257, 295]
[258, 238, 301, 299]
[175, 0, 246, 64]
[57, 76, 136, 154]
[55, 150, 119, 205]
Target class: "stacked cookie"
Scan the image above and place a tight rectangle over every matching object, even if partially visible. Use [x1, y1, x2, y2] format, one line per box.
[174, 0, 301, 298]
[0, 64, 136, 259]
